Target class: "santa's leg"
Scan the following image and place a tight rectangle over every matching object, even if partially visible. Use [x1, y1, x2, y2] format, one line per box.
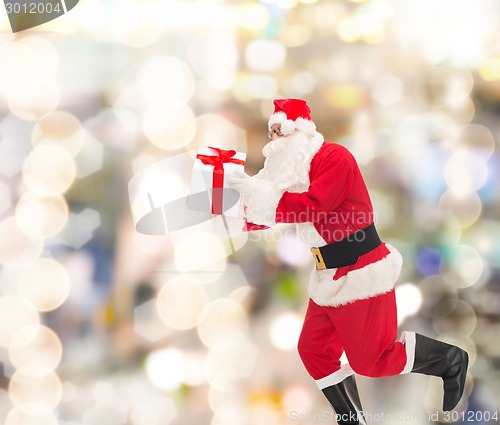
[298, 300, 365, 424]
[400, 332, 468, 411]
[316, 366, 366, 425]
[327, 290, 468, 412]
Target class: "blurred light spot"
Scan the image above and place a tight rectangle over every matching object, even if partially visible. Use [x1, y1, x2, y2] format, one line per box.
[84, 107, 139, 153]
[438, 190, 481, 228]
[5, 408, 58, 425]
[465, 220, 500, 267]
[429, 65, 474, 107]
[245, 40, 287, 72]
[395, 283, 422, 325]
[277, 233, 310, 267]
[431, 99, 475, 132]
[22, 145, 76, 196]
[9, 325, 63, 372]
[204, 333, 257, 392]
[0, 181, 11, 216]
[455, 123, 496, 160]
[479, 56, 500, 81]
[15, 193, 68, 240]
[145, 348, 185, 391]
[17, 258, 70, 312]
[444, 150, 488, 195]
[183, 351, 206, 387]
[369, 191, 395, 230]
[443, 244, 484, 289]
[281, 385, 313, 415]
[416, 247, 443, 276]
[156, 278, 209, 330]
[432, 300, 477, 337]
[0, 296, 40, 347]
[73, 133, 104, 179]
[174, 231, 227, 274]
[186, 33, 238, 90]
[245, 74, 278, 99]
[0, 37, 58, 94]
[7, 80, 60, 122]
[326, 84, 367, 109]
[269, 311, 302, 351]
[133, 298, 173, 343]
[83, 381, 129, 425]
[32, 111, 85, 157]
[139, 56, 195, 104]
[276, 0, 298, 9]
[482, 324, 500, 358]
[142, 102, 196, 151]
[184, 262, 248, 289]
[371, 73, 403, 106]
[417, 276, 458, 318]
[0, 217, 43, 269]
[284, 71, 317, 95]
[58, 208, 101, 249]
[109, 0, 163, 47]
[236, 3, 270, 31]
[280, 24, 313, 47]
[57, 384, 76, 403]
[337, 6, 387, 44]
[0, 114, 33, 178]
[130, 395, 177, 425]
[210, 396, 247, 425]
[301, 2, 344, 33]
[191, 114, 247, 154]
[0, 42, 37, 88]
[197, 298, 249, 348]
[417, 210, 461, 248]
[406, 142, 447, 201]
[144, 1, 232, 30]
[8, 366, 62, 415]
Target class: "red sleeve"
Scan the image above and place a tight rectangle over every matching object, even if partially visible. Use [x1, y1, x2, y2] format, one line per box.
[275, 148, 355, 223]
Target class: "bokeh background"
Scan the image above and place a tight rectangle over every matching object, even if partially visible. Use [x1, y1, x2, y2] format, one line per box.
[0, 0, 500, 424]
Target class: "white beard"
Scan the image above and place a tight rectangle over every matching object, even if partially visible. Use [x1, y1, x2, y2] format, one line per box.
[258, 131, 322, 192]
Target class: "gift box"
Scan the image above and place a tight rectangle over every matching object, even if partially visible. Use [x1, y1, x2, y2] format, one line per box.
[187, 146, 246, 217]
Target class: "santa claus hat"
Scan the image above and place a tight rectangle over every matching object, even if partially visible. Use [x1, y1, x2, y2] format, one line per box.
[268, 98, 317, 136]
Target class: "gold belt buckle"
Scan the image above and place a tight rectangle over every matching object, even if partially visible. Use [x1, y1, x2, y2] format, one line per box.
[310, 247, 326, 270]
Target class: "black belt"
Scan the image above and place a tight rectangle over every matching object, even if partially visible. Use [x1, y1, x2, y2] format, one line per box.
[310, 223, 382, 270]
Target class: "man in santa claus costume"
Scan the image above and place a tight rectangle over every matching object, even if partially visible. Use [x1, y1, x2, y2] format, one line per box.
[228, 98, 469, 424]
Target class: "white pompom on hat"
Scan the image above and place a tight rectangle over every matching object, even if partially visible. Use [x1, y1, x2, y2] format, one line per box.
[268, 98, 317, 136]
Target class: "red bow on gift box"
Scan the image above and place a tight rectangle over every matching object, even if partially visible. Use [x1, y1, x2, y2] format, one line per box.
[196, 147, 245, 215]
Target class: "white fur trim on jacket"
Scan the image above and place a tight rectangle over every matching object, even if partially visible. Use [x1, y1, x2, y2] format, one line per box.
[308, 244, 403, 307]
[245, 179, 284, 227]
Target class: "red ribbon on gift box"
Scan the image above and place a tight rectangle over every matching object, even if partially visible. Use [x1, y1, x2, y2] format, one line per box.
[196, 147, 245, 214]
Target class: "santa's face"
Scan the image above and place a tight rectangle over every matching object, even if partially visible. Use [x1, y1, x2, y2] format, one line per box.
[268, 123, 284, 141]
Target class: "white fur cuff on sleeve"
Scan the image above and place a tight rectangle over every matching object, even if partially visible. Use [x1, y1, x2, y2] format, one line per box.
[245, 180, 283, 227]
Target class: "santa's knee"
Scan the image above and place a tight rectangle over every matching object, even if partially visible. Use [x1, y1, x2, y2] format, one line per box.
[349, 359, 379, 377]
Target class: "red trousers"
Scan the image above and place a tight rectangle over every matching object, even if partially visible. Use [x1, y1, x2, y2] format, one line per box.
[298, 290, 408, 387]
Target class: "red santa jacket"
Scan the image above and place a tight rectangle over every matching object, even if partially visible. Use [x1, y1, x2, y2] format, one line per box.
[245, 141, 402, 307]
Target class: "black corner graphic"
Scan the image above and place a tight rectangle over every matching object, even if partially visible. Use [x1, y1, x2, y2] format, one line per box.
[4, 0, 79, 33]
[63, 0, 78, 12]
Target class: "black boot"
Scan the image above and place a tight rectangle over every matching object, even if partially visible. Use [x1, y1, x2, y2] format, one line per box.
[322, 375, 365, 424]
[411, 333, 468, 411]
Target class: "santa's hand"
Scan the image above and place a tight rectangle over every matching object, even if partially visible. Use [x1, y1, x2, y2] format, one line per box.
[227, 169, 256, 196]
